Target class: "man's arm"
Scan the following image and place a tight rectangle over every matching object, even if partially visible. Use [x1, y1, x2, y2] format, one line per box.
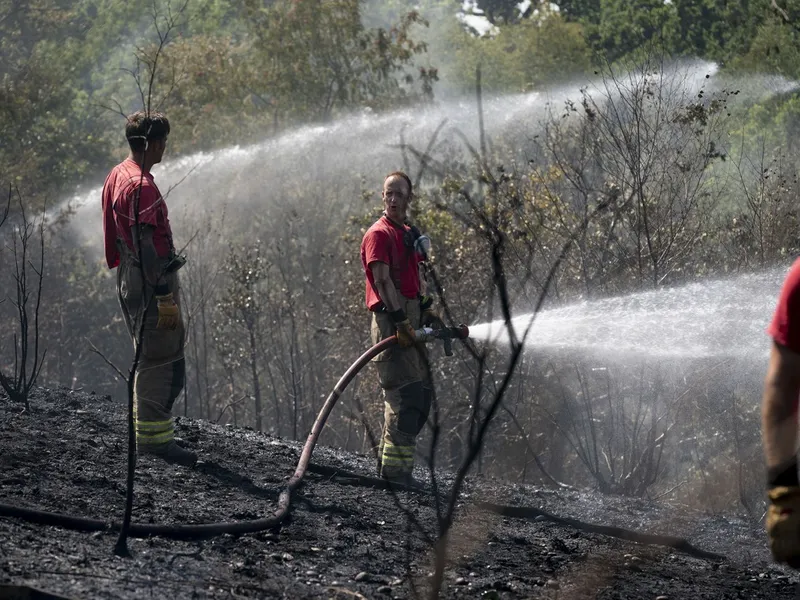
[370, 261, 402, 313]
[370, 260, 415, 347]
[132, 224, 165, 290]
[763, 342, 800, 471]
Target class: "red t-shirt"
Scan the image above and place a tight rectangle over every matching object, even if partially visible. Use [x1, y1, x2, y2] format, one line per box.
[769, 258, 800, 352]
[361, 215, 422, 311]
[101, 158, 173, 269]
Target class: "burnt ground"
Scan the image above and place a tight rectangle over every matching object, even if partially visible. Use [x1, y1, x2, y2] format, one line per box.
[0, 387, 798, 600]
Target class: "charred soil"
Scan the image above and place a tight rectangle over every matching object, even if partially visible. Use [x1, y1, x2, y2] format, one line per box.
[0, 387, 796, 599]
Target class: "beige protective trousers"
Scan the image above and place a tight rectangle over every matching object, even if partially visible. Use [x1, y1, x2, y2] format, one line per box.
[370, 297, 433, 480]
[117, 251, 185, 451]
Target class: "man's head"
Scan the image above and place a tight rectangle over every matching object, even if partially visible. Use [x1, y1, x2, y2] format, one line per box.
[382, 171, 412, 224]
[126, 111, 170, 164]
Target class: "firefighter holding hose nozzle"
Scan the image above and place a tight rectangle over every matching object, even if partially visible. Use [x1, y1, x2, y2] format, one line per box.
[360, 171, 442, 486]
[763, 259, 800, 567]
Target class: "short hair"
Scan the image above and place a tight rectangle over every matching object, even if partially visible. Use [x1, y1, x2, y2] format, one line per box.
[126, 111, 170, 152]
[384, 171, 413, 198]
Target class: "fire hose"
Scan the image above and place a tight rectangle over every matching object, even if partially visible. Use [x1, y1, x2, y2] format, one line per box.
[0, 325, 470, 540]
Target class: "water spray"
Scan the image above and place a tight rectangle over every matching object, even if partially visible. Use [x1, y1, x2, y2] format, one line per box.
[464, 266, 785, 360]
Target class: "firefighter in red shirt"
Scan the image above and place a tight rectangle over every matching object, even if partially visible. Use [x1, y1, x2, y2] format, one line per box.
[101, 111, 196, 466]
[361, 171, 440, 484]
[763, 258, 800, 566]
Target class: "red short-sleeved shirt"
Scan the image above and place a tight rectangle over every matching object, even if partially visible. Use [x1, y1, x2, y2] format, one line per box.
[101, 158, 173, 269]
[361, 215, 422, 311]
[768, 259, 800, 353]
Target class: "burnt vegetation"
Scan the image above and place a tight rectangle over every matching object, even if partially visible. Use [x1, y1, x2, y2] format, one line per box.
[3, 0, 800, 597]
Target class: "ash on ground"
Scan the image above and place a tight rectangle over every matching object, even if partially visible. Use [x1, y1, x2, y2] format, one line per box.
[0, 388, 795, 599]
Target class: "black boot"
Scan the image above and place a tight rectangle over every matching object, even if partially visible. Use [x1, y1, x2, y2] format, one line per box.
[139, 440, 197, 467]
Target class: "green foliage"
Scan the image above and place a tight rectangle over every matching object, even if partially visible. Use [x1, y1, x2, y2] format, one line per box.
[0, 0, 436, 202]
[152, 34, 266, 151]
[446, 10, 592, 94]
[241, 0, 434, 123]
[587, 0, 679, 63]
[0, 0, 124, 202]
[668, 0, 754, 62]
[733, 17, 800, 79]
[585, 0, 762, 64]
[556, 0, 602, 23]
[5, 0, 800, 204]
[477, 0, 526, 24]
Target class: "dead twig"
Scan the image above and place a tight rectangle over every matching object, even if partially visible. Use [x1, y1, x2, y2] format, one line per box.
[0, 188, 47, 410]
[652, 479, 688, 501]
[87, 339, 127, 383]
[92, 99, 128, 119]
[326, 587, 369, 600]
[772, 0, 791, 23]
[167, 543, 204, 566]
[215, 394, 249, 423]
[162, 162, 202, 205]
[114, 0, 192, 557]
[0, 183, 10, 229]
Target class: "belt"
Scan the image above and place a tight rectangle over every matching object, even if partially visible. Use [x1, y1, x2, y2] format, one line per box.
[117, 239, 185, 273]
[370, 296, 419, 313]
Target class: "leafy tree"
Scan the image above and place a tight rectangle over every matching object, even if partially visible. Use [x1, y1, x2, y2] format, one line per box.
[587, 0, 679, 63]
[0, 1, 117, 202]
[241, 0, 435, 124]
[733, 17, 800, 79]
[447, 10, 592, 93]
[668, 0, 753, 61]
[556, 0, 602, 23]
[151, 34, 267, 151]
[477, 0, 526, 24]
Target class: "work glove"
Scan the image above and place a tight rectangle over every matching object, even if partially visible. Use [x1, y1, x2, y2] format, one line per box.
[155, 292, 181, 330]
[395, 318, 416, 348]
[420, 295, 444, 329]
[767, 486, 800, 568]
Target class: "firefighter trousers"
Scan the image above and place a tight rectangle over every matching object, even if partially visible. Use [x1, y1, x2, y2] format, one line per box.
[117, 251, 185, 451]
[370, 297, 433, 480]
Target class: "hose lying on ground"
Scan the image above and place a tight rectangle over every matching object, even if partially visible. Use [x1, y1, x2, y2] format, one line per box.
[0, 337, 395, 540]
[0, 330, 726, 561]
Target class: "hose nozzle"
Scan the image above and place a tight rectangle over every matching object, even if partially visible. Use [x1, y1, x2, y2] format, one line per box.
[452, 324, 469, 340]
[413, 324, 469, 356]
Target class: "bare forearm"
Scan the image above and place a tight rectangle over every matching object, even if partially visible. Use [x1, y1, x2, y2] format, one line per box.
[374, 278, 403, 313]
[140, 240, 164, 288]
[763, 381, 799, 468]
[131, 225, 164, 289]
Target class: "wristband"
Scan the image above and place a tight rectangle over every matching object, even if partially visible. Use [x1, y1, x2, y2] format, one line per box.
[768, 457, 800, 488]
[419, 295, 433, 311]
[389, 309, 407, 324]
[155, 283, 169, 296]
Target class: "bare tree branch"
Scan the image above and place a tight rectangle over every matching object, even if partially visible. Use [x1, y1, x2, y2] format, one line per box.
[87, 339, 127, 383]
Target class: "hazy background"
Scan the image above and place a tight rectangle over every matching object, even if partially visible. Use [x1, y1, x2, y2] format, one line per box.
[4, 0, 800, 514]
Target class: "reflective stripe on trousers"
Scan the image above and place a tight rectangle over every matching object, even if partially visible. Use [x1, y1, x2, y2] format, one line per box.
[117, 251, 185, 449]
[369, 297, 433, 479]
[135, 418, 175, 448]
[380, 439, 415, 471]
